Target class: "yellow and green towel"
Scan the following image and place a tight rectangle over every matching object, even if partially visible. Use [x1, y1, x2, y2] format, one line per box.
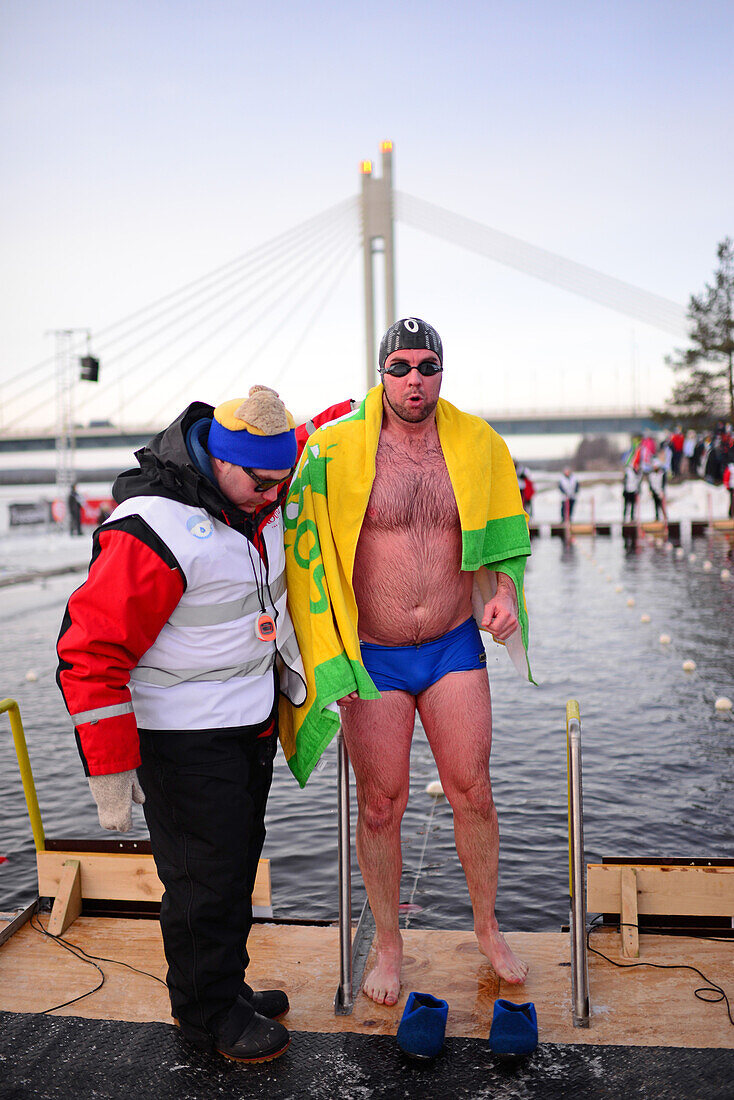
[279, 385, 532, 786]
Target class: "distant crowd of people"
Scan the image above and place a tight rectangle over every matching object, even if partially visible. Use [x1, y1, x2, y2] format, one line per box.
[657, 422, 734, 484]
[623, 420, 734, 521]
[513, 419, 734, 526]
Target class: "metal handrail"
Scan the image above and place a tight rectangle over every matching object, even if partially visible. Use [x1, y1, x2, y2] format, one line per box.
[334, 729, 353, 1013]
[1, 698, 46, 852]
[566, 698, 589, 1027]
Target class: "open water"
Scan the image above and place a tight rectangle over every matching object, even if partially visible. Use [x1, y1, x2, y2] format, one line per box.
[1, 531, 733, 932]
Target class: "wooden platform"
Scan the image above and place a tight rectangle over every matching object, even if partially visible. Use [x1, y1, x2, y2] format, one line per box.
[1, 915, 731, 1049]
[692, 518, 734, 537]
[549, 523, 612, 537]
[622, 520, 682, 540]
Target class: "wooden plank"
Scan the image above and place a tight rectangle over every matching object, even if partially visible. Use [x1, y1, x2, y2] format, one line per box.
[255, 859, 271, 912]
[1, 919, 732, 1048]
[620, 866, 639, 958]
[38, 851, 162, 903]
[37, 851, 271, 909]
[48, 860, 82, 937]
[587, 863, 734, 916]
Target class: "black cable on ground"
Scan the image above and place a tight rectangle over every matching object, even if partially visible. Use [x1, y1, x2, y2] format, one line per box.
[29, 909, 168, 1015]
[586, 914, 734, 1026]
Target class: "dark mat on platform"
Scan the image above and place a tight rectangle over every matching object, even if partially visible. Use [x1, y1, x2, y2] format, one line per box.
[0, 1011, 732, 1100]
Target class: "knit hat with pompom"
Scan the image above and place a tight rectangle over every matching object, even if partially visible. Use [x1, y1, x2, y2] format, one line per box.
[207, 386, 297, 469]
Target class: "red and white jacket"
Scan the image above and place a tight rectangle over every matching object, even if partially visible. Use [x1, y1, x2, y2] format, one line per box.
[57, 399, 353, 776]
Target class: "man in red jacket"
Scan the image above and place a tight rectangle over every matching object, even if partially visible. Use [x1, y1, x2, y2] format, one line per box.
[669, 427, 685, 479]
[56, 388, 351, 1064]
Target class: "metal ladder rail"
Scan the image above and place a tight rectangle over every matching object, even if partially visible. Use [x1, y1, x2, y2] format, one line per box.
[566, 698, 590, 1027]
[333, 728, 375, 1015]
[334, 728, 353, 1012]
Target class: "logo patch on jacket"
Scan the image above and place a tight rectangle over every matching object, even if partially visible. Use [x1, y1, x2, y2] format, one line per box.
[187, 515, 213, 539]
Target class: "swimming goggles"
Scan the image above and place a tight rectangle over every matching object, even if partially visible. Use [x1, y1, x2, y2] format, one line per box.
[380, 361, 443, 378]
[241, 466, 295, 492]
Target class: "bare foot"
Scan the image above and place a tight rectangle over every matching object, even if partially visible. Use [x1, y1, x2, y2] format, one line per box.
[362, 939, 403, 1005]
[476, 927, 528, 984]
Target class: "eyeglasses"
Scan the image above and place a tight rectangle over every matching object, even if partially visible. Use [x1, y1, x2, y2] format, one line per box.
[380, 361, 443, 378]
[241, 466, 295, 492]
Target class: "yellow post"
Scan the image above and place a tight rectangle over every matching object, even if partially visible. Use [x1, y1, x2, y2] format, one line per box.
[1, 698, 46, 852]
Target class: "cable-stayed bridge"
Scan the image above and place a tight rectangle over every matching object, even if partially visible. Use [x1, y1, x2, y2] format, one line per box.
[0, 407, 660, 454]
[1, 142, 686, 478]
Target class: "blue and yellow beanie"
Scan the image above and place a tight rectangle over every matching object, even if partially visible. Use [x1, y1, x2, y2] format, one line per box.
[208, 386, 297, 469]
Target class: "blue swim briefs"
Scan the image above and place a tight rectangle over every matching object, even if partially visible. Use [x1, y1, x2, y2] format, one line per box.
[360, 616, 487, 696]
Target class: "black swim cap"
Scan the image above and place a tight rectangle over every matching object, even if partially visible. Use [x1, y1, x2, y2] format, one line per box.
[378, 317, 443, 370]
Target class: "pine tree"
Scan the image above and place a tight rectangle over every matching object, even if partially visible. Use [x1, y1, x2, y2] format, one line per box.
[664, 238, 734, 424]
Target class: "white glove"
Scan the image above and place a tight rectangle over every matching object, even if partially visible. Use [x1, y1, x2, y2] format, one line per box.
[88, 770, 146, 832]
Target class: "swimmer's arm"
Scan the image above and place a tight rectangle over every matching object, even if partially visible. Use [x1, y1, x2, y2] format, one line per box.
[481, 571, 519, 642]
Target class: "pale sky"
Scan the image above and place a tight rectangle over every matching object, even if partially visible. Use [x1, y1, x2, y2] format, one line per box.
[1, 0, 732, 431]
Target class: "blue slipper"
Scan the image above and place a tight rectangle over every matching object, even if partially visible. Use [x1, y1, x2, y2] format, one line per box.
[396, 991, 449, 1059]
[488, 998, 538, 1057]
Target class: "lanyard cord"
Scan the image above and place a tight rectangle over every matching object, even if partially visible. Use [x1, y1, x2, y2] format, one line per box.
[246, 528, 279, 629]
[246, 536, 268, 618]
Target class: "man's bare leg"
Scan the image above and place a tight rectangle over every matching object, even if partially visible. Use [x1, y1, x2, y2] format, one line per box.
[418, 669, 528, 984]
[340, 691, 416, 1005]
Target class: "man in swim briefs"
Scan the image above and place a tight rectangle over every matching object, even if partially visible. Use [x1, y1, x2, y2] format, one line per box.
[338, 318, 529, 1006]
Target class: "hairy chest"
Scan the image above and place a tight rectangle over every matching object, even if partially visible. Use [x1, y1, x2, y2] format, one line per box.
[363, 437, 459, 532]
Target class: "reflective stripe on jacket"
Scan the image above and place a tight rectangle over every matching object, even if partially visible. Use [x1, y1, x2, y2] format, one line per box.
[109, 495, 304, 731]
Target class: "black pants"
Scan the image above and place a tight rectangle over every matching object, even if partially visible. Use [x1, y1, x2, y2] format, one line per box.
[137, 702, 277, 1042]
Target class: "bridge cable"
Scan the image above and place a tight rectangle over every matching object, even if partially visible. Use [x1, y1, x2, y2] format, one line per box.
[1, 200, 357, 415]
[396, 191, 688, 337]
[136, 218, 359, 424]
[1, 198, 359, 423]
[268, 240, 361, 392]
[2, 203, 358, 432]
[73, 207, 356, 422]
[149, 227, 359, 421]
[89, 199, 360, 365]
[1, 198, 356, 407]
[214, 233, 360, 401]
[89, 195, 359, 342]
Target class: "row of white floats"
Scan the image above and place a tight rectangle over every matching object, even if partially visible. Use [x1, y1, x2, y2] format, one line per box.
[587, 540, 732, 715]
